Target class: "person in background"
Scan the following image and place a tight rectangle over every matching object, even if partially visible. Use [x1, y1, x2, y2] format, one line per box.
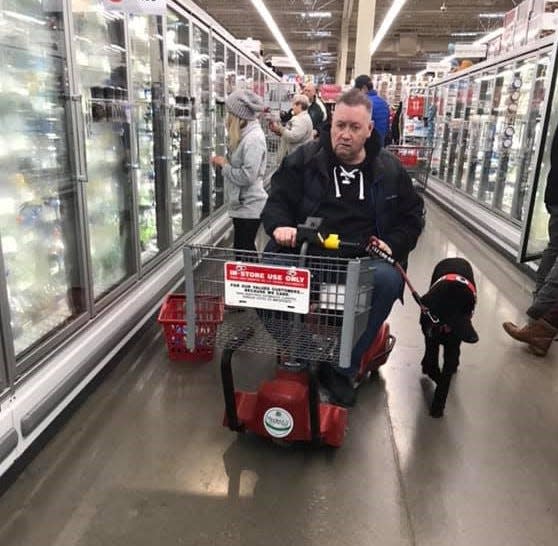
[261, 89, 424, 405]
[503, 125, 558, 356]
[354, 74, 390, 146]
[301, 82, 327, 136]
[390, 101, 403, 145]
[269, 94, 313, 161]
[211, 89, 268, 253]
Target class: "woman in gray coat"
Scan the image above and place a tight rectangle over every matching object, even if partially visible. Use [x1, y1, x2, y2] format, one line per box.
[211, 89, 268, 252]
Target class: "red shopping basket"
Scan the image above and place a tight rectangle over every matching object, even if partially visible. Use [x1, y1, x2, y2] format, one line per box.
[158, 294, 224, 361]
[395, 148, 418, 167]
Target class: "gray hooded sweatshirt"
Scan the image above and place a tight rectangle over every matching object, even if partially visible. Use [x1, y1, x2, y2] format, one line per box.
[222, 120, 268, 219]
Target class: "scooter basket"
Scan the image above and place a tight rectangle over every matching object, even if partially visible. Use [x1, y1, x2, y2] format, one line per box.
[158, 294, 224, 361]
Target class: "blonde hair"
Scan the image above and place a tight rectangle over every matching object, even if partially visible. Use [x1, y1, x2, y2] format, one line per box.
[227, 113, 248, 151]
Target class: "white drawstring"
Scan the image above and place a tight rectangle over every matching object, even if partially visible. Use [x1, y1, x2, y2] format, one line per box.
[333, 166, 364, 200]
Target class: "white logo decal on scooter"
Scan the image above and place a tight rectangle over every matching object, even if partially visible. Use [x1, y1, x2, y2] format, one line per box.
[263, 407, 294, 438]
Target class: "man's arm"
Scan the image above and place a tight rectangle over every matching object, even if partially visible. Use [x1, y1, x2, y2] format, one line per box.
[381, 162, 425, 263]
[280, 115, 308, 144]
[261, 150, 305, 239]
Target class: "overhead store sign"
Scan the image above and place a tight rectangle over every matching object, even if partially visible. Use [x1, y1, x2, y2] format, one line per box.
[103, 0, 165, 15]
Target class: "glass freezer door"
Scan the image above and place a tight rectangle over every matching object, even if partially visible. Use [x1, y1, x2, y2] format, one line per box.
[129, 13, 166, 263]
[225, 48, 236, 94]
[72, 2, 135, 300]
[166, 10, 192, 239]
[471, 71, 497, 201]
[446, 79, 469, 188]
[192, 23, 212, 221]
[492, 58, 537, 220]
[520, 45, 558, 262]
[516, 52, 552, 224]
[0, 2, 86, 358]
[213, 38, 225, 209]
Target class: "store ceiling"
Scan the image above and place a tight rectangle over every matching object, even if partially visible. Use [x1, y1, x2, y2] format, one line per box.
[192, 0, 518, 80]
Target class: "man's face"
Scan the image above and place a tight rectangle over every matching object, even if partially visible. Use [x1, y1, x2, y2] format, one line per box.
[302, 84, 316, 101]
[330, 103, 372, 163]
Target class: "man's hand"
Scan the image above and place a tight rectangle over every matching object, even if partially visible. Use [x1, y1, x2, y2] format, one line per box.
[269, 121, 282, 135]
[273, 227, 297, 247]
[374, 238, 392, 255]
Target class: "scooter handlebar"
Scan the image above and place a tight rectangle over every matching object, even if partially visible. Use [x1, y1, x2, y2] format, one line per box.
[322, 233, 395, 265]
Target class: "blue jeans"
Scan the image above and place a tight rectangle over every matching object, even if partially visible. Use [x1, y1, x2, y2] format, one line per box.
[345, 260, 404, 377]
[258, 250, 403, 373]
[529, 205, 558, 319]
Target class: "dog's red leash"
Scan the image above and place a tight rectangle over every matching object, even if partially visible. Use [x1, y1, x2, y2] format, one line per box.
[364, 237, 440, 325]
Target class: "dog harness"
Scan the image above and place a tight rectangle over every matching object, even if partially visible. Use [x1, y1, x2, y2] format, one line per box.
[430, 273, 477, 302]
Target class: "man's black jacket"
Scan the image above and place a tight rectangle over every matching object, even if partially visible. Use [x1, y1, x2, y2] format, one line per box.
[261, 127, 424, 265]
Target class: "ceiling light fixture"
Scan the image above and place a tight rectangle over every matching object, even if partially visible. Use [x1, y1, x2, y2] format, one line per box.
[451, 31, 482, 37]
[479, 12, 506, 19]
[300, 11, 332, 18]
[369, 0, 408, 56]
[249, 0, 304, 75]
[307, 30, 332, 37]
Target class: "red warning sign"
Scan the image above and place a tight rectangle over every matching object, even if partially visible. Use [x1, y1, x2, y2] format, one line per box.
[224, 262, 311, 313]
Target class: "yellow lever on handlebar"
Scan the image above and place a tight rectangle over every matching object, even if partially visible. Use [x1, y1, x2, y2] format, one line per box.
[323, 233, 340, 250]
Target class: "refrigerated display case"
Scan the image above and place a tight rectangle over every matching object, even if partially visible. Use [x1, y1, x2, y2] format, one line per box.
[427, 37, 556, 259]
[72, 2, 135, 300]
[0, 1, 86, 358]
[128, 13, 167, 264]
[0, 0, 282, 478]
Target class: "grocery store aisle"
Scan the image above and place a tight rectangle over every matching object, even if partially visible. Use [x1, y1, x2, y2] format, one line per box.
[1, 200, 557, 546]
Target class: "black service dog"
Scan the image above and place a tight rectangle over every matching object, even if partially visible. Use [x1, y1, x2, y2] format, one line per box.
[419, 257, 479, 417]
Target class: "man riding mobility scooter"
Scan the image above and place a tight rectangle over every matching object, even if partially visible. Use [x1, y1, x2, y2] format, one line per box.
[182, 218, 396, 447]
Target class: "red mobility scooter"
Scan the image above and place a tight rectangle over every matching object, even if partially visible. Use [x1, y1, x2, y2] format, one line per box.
[183, 218, 395, 447]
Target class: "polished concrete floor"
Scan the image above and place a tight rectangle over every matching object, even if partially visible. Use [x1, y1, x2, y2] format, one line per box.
[1, 201, 557, 546]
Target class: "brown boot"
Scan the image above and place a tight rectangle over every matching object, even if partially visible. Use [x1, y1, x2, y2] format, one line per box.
[502, 319, 558, 357]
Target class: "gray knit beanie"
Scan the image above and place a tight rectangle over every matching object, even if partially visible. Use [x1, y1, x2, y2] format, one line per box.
[225, 89, 264, 120]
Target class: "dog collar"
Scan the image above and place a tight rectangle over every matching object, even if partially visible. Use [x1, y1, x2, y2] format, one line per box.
[430, 273, 477, 301]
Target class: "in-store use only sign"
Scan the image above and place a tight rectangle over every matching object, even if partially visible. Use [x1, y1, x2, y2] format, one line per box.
[224, 262, 311, 314]
[103, 0, 165, 15]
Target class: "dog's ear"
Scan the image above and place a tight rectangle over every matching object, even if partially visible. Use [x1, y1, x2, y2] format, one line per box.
[453, 315, 479, 343]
